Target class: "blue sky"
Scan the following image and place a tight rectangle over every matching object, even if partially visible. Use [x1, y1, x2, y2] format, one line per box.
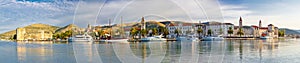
[0, 0, 299, 33]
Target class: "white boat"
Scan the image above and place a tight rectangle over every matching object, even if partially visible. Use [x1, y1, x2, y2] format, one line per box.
[202, 36, 224, 41]
[260, 36, 273, 39]
[99, 38, 128, 42]
[68, 34, 93, 42]
[176, 35, 199, 42]
[140, 35, 167, 42]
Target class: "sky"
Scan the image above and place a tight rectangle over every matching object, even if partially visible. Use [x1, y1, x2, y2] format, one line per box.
[0, 0, 300, 33]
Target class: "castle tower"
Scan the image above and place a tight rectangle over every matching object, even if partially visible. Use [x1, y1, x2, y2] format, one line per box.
[16, 27, 26, 41]
[239, 17, 243, 28]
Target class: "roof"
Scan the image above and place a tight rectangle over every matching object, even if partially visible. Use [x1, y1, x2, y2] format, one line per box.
[251, 25, 259, 28]
[202, 21, 234, 25]
[260, 27, 268, 29]
[268, 24, 274, 26]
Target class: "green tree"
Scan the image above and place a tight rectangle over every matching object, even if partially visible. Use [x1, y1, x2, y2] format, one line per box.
[175, 28, 181, 37]
[141, 29, 148, 37]
[197, 27, 203, 37]
[237, 28, 244, 37]
[208, 29, 213, 36]
[152, 28, 158, 35]
[162, 28, 169, 38]
[130, 27, 138, 39]
[278, 29, 285, 37]
[227, 27, 234, 37]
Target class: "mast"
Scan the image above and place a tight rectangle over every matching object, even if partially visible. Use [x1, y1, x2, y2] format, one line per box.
[109, 19, 112, 37]
[121, 16, 125, 38]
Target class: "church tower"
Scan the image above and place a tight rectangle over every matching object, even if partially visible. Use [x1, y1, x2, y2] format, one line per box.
[259, 20, 262, 28]
[141, 17, 146, 30]
[239, 17, 243, 28]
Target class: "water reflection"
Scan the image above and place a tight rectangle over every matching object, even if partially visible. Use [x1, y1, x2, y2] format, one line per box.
[0, 39, 299, 63]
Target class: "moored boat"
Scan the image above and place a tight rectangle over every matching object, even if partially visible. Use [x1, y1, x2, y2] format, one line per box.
[202, 36, 224, 41]
[140, 35, 167, 42]
[68, 34, 93, 42]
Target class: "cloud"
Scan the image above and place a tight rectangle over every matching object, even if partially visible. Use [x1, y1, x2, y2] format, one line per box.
[0, 0, 76, 33]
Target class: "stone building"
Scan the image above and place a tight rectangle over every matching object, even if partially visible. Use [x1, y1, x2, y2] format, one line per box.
[16, 26, 54, 41]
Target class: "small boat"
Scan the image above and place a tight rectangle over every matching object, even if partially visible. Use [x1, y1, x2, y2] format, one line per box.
[176, 35, 199, 42]
[68, 34, 93, 42]
[140, 35, 167, 42]
[201, 36, 224, 41]
[99, 38, 128, 42]
[260, 36, 273, 40]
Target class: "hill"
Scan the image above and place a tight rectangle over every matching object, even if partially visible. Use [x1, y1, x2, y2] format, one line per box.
[55, 24, 81, 34]
[279, 28, 300, 35]
[0, 23, 59, 39]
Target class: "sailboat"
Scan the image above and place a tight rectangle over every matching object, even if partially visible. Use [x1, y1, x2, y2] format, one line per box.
[99, 17, 128, 42]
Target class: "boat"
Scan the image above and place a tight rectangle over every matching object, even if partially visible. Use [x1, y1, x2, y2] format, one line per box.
[260, 36, 273, 39]
[140, 35, 167, 42]
[99, 38, 128, 42]
[98, 17, 128, 42]
[68, 33, 93, 42]
[176, 35, 199, 42]
[201, 36, 224, 41]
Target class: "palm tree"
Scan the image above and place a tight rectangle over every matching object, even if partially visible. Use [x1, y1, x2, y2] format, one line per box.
[130, 27, 138, 39]
[237, 28, 244, 37]
[197, 27, 203, 37]
[162, 28, 169, 38]
[208, 29, 212, 36]
[175, 28, 181, 37]
[278, 29, 285, 37]
[97, 30, 105, 39]
[141, 29, 148, 37]
[227, 27, 234, 37]
[152, 28, 158, 36]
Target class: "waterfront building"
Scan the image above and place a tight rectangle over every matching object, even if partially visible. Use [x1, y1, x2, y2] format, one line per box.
[165, 22, 198, 38]
[16, 27, 53, 41]
[232, 18, 279, 38]
[202, 21, 234, 36]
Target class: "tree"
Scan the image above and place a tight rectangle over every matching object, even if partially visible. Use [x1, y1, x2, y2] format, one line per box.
[158, 26, 165, 35]
[237, 28, 244, 37]
[97, 30, 105, 39]
[208, 29, 213, 36]
[175, 28, 181, 37]
[162, 28, 169, 38]
[227, 27, 234, 37]
[152, 28, 158, 35]
[141, 29, 148, 37]
[278, 29, 285, 37]
[130, 27, 138, 39]
[197, 27, 203, 37]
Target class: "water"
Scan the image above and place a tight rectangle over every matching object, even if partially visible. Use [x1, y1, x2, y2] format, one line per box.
[0, 39, 299, 63]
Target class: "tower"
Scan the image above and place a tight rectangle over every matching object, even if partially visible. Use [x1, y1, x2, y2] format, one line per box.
[141, 17, 146, 30]
[239, 16, 243, 28]
[259, 20, 262, 28]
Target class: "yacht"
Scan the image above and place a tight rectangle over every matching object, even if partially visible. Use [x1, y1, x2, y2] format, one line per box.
[68, 34, 93, 42]
[176, 35, 199, 42]
[202, 36, 224, 41]
[140, 35, 167, 42]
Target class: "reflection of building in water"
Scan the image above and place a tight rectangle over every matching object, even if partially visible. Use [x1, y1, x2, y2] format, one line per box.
[17, 42, 54, 62]
[17, 43, 26, 61]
